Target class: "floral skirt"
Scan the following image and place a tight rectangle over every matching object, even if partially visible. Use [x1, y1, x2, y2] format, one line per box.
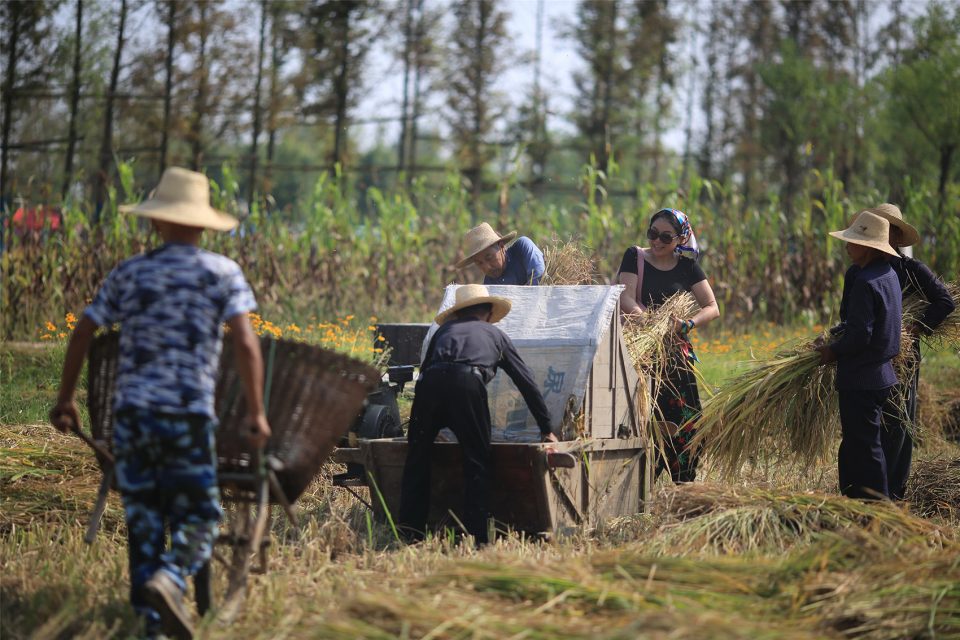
[654, 347, 702, 483]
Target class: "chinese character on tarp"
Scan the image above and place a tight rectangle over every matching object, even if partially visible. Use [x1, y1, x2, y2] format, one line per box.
[543, 366, 565, 396]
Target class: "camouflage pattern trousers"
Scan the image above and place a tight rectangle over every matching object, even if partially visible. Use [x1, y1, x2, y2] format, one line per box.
[114, 409, 222, 633]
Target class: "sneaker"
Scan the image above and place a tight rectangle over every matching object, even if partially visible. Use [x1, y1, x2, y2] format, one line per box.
[143, 571, 194, 640]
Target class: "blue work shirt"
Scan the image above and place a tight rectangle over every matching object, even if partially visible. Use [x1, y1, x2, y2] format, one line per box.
[483, 236, 545, 286]
[84, 242, 257, 418]
[830, 259, 902, 391]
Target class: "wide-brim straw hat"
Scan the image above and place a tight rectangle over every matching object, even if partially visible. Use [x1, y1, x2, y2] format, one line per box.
[119, 167, 239, 231]
[828, 210, 899, 257]
[435, 284, 512, 325]
[864, 203, 920, 247]
[455, 222, 518, 269]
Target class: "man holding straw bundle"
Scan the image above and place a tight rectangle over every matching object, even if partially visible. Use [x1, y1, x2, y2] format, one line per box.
[868, 204, 955, 500]
[817, 210, 902, 500]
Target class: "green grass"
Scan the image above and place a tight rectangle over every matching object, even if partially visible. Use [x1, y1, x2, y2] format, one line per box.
[0, 342, 81, 427]
[920, 344, 960, 393]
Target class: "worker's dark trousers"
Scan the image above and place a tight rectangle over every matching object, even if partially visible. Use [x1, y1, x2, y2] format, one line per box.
[398, 365, 492, 543]
[837, 387, 893, 500]
[880, 349, 920, 501]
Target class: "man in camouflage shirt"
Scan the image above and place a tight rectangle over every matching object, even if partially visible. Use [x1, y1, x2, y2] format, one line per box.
[51, 167, 270, 639]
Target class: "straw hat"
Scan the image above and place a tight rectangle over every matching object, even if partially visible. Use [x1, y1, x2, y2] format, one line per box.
[828, 211, 899, 257]
[435, 284, 512, 325]
[455, 223, 518, 269]
[119, 167, 238, 231]
[864, 203, 920, 247]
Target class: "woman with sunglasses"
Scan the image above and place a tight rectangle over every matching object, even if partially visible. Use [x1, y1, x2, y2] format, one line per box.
[617, 208, 720, 483]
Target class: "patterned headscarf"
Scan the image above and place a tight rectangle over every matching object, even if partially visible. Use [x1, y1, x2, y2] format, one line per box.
[653, 208, 700, 261]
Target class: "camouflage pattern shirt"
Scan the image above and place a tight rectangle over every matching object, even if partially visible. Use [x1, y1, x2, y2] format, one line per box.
[84, 242, 256, 418]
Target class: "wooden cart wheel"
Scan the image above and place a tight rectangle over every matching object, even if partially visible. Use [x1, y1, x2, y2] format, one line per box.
[193, 473, 271, 623]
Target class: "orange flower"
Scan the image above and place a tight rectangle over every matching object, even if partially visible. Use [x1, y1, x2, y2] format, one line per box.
[46, 321, 57, 332]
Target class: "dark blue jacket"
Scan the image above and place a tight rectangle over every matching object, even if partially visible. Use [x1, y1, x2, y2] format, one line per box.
[830, 259, 902, 391]
[892, 252, 956, 337]
[422, 317, 553, 434]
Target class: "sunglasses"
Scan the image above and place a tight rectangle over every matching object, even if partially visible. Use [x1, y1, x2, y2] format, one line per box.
[646, 228, 678, 244]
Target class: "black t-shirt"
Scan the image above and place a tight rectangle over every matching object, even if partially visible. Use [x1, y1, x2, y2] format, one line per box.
[617, 246, 707, 307]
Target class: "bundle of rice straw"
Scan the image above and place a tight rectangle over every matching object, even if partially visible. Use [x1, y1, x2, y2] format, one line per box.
[650, 482, 950, 556]
[541, 240, 597, 285]
[905, 454, 960, 520]
[688, 340, 837, 476]
[690, 327, 919, 477]
[622, 292, 700, 455]
[905, 280, 960, 349]
[621, 292, 699, 373]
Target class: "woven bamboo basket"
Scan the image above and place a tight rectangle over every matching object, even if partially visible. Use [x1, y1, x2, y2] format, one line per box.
[86, 331, 380, 503]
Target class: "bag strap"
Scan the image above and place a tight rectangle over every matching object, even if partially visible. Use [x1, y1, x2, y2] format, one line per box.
[635, 246, 647, 312]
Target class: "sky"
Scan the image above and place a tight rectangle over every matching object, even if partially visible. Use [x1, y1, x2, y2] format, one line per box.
[350, 0, 905, 157]
[351, 0, 586, 152]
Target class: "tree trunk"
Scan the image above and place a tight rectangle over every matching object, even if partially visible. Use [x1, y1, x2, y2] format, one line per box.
[61, 0, 83, 201]
[938, 144, 954, 217]
[265, 5, 281, 198]
[190, 1, 209, 171]
[331, 8, 351, 174]
[598, 0, 617, 173]
[698, 0, 719, 181]
[94, 0, 126, 218]
[248, 0, 268, 211]
[159, 0, 176, 177]
[1, 3, 23, 208]
[530, 0, 546, 189]
[469, 0, 488, 209]
[652, 49, 667, 185]
[680, 36, 696, 187]
[407, 0, 424, 186]
[397, 0, 414, 174]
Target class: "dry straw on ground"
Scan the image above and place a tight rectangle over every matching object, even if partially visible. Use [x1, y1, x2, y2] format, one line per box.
[651, 481, 954, 555]
[906, 454, 960, 520]
[4, 423, 960, 639]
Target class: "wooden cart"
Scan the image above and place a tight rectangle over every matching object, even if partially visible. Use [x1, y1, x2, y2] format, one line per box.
[335, 285, 655, 537]
[81, 331, 379, 619]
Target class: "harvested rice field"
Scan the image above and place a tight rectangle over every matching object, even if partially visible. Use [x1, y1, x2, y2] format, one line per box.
[2, 339, 959, 640]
